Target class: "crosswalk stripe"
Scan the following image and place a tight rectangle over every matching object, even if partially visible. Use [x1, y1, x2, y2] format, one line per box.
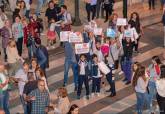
[10, 42, 164, 113]
[94, 94, 136, 114]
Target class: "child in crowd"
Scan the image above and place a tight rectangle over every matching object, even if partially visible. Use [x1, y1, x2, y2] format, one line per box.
[77, 54, 90, 100]
[47, 18, 57, 49]
[91, 54, 102, 97]
[101, 38, 110, 56]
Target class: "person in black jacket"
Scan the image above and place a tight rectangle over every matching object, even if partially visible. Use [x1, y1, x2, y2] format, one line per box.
[103, 0, 114, 22]
[122, 35, 134, 85]
[77, 54, 90, 100]
[128, 12, 143, 53]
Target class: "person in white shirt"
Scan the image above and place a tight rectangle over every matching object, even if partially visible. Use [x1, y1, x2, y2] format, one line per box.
[156, 65, 165, 114]
[132, 65, 150, 114]
[0, 63, 10, 114]
[77, 54, 90, 100]
[15, 62, 29, 114]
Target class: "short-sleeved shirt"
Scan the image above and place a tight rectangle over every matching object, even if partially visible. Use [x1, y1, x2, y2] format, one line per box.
[29, 89, 50, 114]
[0, 73, 8, 92]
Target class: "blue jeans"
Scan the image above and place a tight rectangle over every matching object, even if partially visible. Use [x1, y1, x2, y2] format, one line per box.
[64, 58, 78, 87]
[148, 81, 157, 112]
[36, 0, 44, 16]
[20, 95, 27, 114]
[122, 58, 132, 81]
[136, 92, 150, 114]
[92, 77, 101, 93]
[0, 91, 10, 114]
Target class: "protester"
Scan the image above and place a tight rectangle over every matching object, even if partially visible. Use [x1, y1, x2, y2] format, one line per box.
[0, 62, 10, 114]
[30, 58, 39, 80]
[23, 72, 38, 114]
[15, 62, 29, 114]
[156, 65, 165, 114]
[128, 12, 143, 53]
[103, 0, 115, 23]
[12, 15, 24, 56]
[132, 65, 150, 114]
[35, 38, 49, 77]
[91, 54, 102, 97]
[147, 56, 161, 113]
[77, 54, 90, 99]
[6, 39, 22, 76]
[0, 19, 12, 62]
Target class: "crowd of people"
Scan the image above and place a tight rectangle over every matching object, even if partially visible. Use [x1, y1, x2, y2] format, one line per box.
[0, 0, 164, 114]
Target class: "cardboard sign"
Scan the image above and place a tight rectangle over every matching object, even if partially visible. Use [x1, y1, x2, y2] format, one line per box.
[69, 32, 83, 43]
[75, 43, 89, 54]
[124, 30, 132, 38]
[107, 28, 116, 38]
[84, 25, 93, 32]
[98, 61, 110, 75]
[94, 28, 103, 35]
[116, 18, 127, 26]
[60, 31, 70, 42]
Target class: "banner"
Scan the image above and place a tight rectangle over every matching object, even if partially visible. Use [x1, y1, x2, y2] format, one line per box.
[107, 28, 116, 38]
[60, 31, 70, 42]
[75, 43, 89, 54]
[69, 32, 83, 43]
[94, 28, 103, 35]
[116, 18, 127, 26]
[98, 61, 110, 75]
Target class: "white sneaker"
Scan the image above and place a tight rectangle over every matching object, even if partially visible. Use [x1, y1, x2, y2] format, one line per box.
[46, 46, 50, 50]
[91, 93, 95, 98]
[51, 46, 55, 49]
[96, 93, 100, 97]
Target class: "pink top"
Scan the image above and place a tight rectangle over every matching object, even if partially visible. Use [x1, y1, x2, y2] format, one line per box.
[101, 44, 110, 56]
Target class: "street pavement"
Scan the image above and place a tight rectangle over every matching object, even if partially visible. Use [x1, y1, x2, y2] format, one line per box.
[8, 22, 165, 114]
[1, 1, 164, 114]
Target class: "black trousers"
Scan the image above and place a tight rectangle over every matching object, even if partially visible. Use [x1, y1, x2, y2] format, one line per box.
[104, 4, 113, 21]
[134, 37, 140, 52]
[16, 37, 23, 56]
[86, 3, 91, 22]
[156, 93, 165, 114]
[77, 75, 89, 96]
[148, 0, 155, 9]
[3, 48, 7, 62]
[91, 5, 96, 20]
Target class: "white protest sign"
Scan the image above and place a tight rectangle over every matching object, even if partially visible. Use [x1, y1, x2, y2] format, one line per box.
[107, 28, 116, 38]
[124, 29, 132, 38]
[98, 61, 110, 75]
[69, 32, 83, 43]
[60, 31, 70, 42]
[75, 43, 89, 54]
[116, 18, 127, 26]
[94, 28, 103, 35]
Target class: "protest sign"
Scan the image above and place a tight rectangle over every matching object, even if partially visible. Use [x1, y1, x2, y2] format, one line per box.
[60, 31, 70, 42]
[75, 43, 89, 54]
[69, 32, 83, 43]
[116, 18, 127, 26]
[94, 28, 103, 35]
[98, 61, 110, 75]
[107, 28, 116, 38]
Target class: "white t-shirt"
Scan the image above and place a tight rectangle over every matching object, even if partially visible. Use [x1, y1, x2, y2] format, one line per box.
[80, 62, 85, 75]
[15, 69, 28, 95]
[49, 23, 56, 31]
[156, 79, 165, 97]
[0, 73, 8, 91]
[0, 14, 7, 29]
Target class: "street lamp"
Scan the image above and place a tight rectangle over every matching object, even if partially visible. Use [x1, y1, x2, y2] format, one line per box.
[73, 0, 82, 26]
[123, 0, 127, 18]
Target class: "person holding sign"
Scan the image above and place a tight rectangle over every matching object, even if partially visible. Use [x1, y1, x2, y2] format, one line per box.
[121, 30, 134, 85]
[63, 41, 78, 91]
[108, 13, 118, 31]
[77, 54, 90, 100]
[128, 12, 143, 53]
